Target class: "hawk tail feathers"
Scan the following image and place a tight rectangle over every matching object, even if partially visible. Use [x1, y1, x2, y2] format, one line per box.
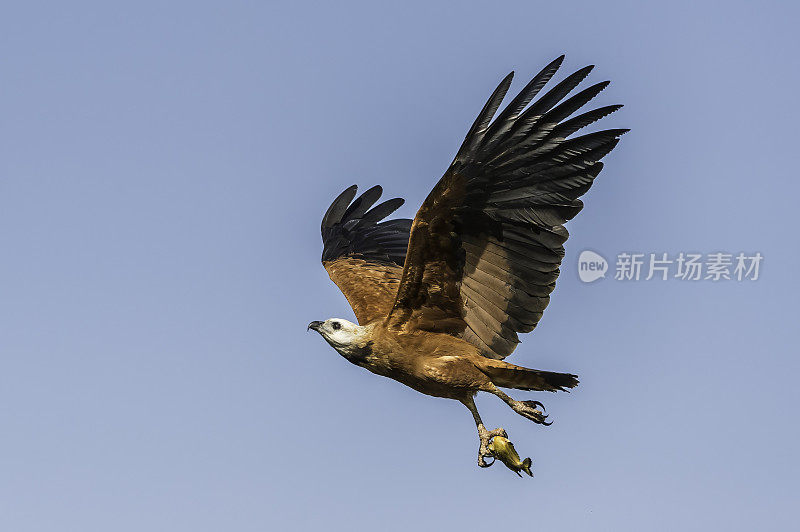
[478, 359, 578, 392]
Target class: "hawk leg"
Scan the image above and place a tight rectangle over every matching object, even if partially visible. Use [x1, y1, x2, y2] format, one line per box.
[461, 396, 507, 468]
[487, 384, 552, 425]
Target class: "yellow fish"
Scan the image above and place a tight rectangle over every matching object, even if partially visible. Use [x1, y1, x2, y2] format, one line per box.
[487, 436, 533, 477]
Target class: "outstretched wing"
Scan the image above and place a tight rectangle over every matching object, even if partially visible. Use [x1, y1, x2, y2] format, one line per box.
[321, 185, 412, 325]
[387, 56, 627, 359]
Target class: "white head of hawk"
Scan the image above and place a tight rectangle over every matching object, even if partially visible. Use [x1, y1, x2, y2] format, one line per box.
[307, 318, 369, 358]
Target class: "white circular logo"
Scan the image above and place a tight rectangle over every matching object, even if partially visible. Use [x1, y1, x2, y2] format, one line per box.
[578, 250, 608, 283]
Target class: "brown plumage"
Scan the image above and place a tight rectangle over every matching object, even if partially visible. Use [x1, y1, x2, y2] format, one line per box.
[310, 56, 626, 472]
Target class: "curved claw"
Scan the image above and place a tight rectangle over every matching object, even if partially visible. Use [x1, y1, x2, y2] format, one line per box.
[537, 410, 553, 426]
[478, 454, 495, 467]
[517, 400, 551, 425]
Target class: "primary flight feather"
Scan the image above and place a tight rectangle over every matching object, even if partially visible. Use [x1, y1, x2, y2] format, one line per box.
[309, 56, 627, 473]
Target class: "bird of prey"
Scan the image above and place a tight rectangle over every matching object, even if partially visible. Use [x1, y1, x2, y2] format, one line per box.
[308, 56, 626, 471]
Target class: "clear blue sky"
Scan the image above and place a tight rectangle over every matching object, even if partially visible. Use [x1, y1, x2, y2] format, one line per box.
[1, 1, 797, 530]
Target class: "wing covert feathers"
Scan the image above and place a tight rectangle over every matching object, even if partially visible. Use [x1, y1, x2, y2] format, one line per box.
[388, 57, 627, 359]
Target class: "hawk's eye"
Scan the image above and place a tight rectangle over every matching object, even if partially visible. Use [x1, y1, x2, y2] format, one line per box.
[331, 321, 341, 330]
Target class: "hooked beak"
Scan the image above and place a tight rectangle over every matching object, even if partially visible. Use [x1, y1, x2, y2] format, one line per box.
[307, 320, 323, 332]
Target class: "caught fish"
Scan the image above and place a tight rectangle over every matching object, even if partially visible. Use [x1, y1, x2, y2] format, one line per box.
[488, 436, 533, 477]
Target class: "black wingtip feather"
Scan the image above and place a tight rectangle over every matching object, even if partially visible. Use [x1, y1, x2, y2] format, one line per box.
[321, 185, 412, 266]
[321, 185, 358, 232]
[363, 197, 405, 223]
[343, 185, 383, 220]
[455, 72, 515, 162]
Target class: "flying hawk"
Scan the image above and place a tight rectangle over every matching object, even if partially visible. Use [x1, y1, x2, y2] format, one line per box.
[308, 56, 626, 471]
